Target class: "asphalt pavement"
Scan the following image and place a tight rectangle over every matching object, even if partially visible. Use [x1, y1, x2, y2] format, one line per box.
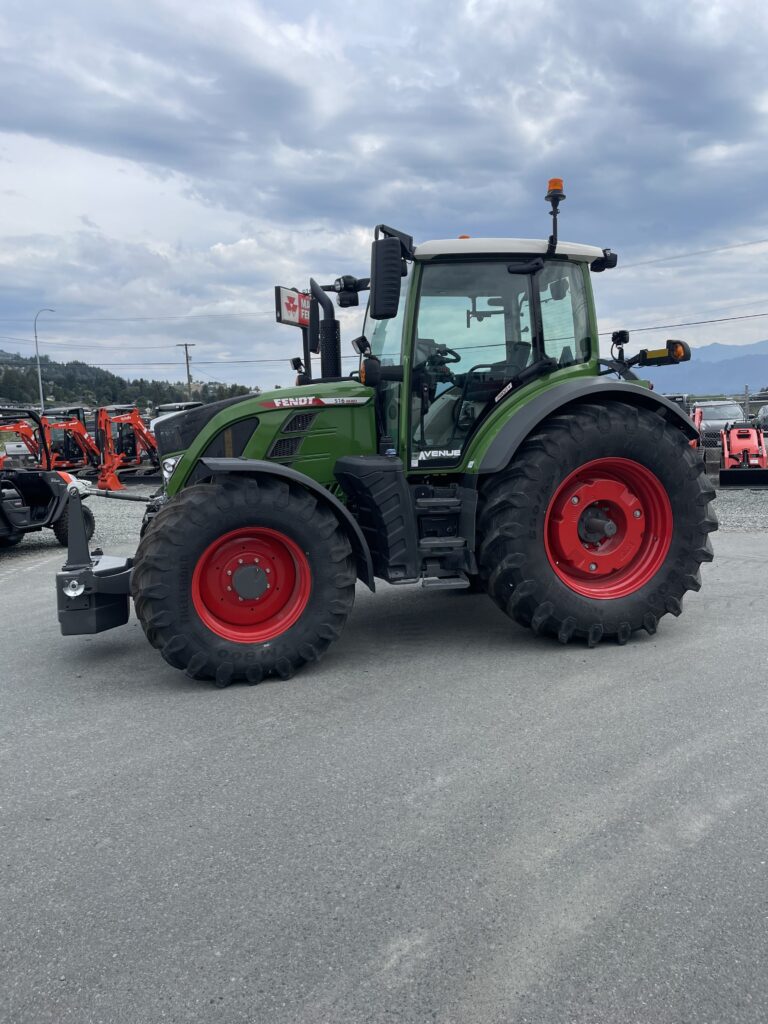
[2, 507, 768, 1023]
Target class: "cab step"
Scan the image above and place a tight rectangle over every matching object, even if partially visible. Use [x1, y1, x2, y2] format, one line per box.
[415, 496, 462, 510]
[418, 536, 466, 551]
[421, 574, 470, 590]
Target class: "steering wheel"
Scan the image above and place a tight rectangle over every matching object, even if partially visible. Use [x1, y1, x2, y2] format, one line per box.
[413, 345, 462, 371]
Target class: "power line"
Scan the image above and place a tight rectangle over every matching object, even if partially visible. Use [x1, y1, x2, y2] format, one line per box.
[597, 310, 768, 336]
[0, 353, 358, 368]
[619, 237, 768, 271]
[0, 334, 186, 351]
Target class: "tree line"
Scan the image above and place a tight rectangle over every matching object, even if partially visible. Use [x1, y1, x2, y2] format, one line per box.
[0, 350, 253, 409]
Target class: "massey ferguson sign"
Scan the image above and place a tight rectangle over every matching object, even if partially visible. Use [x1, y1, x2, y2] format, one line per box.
[275, 286, 311, 327]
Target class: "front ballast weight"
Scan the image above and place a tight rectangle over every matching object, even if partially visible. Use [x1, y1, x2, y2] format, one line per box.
[56, 487, 134, 635]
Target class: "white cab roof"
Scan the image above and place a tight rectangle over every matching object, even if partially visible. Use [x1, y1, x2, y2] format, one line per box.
[414, 237, 604, 262]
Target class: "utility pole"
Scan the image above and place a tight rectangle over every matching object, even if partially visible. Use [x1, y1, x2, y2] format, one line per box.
[177, 343, 196, 400]
[34, 308, 55, 414]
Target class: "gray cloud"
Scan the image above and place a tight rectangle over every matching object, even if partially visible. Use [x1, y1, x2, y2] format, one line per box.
[1, 0, 767, 385]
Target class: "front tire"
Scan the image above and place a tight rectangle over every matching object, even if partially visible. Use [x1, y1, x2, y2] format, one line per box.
[131, 477, 357, 685]
[478, 401, 717, 646]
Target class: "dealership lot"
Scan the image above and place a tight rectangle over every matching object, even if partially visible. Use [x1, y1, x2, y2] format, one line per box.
[2, 490, 768, 1023]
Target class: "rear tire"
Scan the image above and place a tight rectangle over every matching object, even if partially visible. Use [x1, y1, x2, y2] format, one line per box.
[131, 477, 357, 685]
[52, 504, 95, 547]
[477, 401, 717, 646]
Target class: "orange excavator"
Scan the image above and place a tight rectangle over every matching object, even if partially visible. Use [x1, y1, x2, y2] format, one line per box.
[1, 405, 159, 490]
[92, 406, 158, 489]
[46, 408, 102, 473]
[101, 407, 159, 470]
[0, 416, 43, 468]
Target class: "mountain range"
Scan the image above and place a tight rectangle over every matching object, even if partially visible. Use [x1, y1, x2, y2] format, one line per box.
[634, 339, 768, 397]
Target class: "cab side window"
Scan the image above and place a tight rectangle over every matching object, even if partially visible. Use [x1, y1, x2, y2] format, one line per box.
[538, 263, 591, 366]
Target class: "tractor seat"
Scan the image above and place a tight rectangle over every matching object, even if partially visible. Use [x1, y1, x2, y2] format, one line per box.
[463, 342, 532, 402]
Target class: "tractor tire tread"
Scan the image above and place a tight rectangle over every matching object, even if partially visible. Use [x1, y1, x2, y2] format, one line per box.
[131, 477, 356, 685]
[477, 399, 717, 646]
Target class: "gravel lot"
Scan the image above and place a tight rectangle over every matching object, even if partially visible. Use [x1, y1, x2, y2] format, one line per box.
[711, 486, 768, 531]
[2, 478, 768, 1024]
[3, 478, 766, 564]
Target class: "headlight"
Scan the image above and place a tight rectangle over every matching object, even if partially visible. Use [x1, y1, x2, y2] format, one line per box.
[162, 457, 179, 484]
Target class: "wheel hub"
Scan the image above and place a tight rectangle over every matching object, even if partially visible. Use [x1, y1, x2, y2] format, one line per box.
[545, 458, 672, 599]
[191, 527, 312, 642]
[231, 562, 269, 600]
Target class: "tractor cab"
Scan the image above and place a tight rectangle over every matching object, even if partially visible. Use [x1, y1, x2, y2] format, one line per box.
[362, 236, 602, 469]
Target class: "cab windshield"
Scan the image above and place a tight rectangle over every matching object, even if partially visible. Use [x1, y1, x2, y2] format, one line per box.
[411, 259, 590, 461]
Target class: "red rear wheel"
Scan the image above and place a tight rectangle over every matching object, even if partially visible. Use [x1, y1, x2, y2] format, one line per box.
[191, 527, 312, 643]
[478, 401, 717, 646]
[545, 457, 672, 599]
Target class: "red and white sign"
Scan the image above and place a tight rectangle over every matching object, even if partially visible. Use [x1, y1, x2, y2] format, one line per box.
[275, 286, 311, 328]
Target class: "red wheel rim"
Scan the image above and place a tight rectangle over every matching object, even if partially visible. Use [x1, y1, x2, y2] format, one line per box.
[544, 457, 672, 600]
[191, 527, 311, 642]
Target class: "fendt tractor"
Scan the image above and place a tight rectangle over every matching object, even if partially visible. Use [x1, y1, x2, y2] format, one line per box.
[56, 180, 717, 686]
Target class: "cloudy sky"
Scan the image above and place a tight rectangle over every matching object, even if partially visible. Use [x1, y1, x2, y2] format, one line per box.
[1, 0, 767, 389]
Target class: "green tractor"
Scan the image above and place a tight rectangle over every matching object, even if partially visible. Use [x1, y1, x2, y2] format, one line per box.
[56, 180, 716, 685]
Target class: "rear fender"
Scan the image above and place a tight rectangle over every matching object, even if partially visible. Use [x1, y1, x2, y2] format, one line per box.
[477, 378, 699, 475]
[201, 457, 375, 591]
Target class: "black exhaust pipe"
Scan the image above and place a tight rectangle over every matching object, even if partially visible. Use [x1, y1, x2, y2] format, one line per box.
[310, 278, 341, 379]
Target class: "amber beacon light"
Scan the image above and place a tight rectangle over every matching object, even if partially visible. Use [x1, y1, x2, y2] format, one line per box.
[545, 177, 566, 255]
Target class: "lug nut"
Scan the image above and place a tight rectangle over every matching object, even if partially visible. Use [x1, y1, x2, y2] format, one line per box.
[265, 568, 271, 574]
[238, 558, 243, 565]
[238, 596, 243, 602]
[589, 562, 598, 571]
[571, 496, 580, 505]
[226, 569, 232, 576]
[633, 509, 642, 518]
[226, 586, 232, 592]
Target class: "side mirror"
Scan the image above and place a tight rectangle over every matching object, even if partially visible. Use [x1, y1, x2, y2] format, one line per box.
[549, 278, 569, 301]
[369, 237, 403, 320]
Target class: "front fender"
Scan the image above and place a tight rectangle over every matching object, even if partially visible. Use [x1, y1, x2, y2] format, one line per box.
[477, 378, 698, 474]
[201, 457, 375, 591]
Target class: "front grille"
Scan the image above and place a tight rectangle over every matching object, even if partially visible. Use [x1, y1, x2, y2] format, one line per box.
[268, 436, 303, 459]
[201, 417, 259, 459]
[282, 412, 316, 433]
